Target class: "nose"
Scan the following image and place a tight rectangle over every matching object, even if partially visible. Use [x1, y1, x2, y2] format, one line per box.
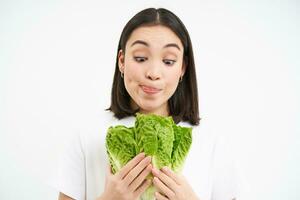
[145, 63, 161, 81]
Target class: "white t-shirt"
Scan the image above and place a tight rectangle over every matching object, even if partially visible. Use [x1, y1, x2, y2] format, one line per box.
[52, 110, 248, 200]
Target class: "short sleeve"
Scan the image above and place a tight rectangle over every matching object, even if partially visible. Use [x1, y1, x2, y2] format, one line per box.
[53, 131, 86, 200]
[211, 135, 250, 200]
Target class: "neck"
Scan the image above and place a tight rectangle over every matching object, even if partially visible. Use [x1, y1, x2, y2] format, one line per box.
[139, 107, 169, 117]
[130, 99, 169, 117]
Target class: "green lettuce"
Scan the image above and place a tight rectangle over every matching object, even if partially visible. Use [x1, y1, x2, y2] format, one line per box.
[105, 113, 192, 200]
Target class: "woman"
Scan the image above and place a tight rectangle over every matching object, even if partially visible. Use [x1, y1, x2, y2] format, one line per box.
[56, 7, 243, 200]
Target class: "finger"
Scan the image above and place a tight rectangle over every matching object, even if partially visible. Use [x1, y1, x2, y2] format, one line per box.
[161, 166, 182, 185]
[152, 168, 177, 191]
[133, 179, 152, 198]
[117, 152, 145, 179]
[153, 177, 175, 198]
[104, 164, 113, 188]
[123, 156, 152, 185]
[129, 164, 152, 191]
[155, 192, 169, 200]
[107, 164, 113, 176]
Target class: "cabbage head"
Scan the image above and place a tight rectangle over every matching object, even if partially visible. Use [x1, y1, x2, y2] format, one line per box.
[105, 113, 192, 200]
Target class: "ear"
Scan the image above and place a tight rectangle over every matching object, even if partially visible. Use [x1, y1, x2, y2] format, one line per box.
[118, 49, 125, 73]
[181, 59, 187, 77]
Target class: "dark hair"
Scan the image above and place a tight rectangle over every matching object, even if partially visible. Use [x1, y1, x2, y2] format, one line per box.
[106, 7, 200, 125]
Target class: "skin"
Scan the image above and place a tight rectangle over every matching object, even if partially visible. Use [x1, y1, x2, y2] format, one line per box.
[59, 25, 235, 200]
[98, 25, 199, 200]
[152, 167, 199, 200]
[118, 25, 186, 117]
[59, 153, 152, 200]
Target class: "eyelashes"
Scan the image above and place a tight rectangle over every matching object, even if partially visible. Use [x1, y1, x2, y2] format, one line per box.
[163, 59, 176, 66]
[133, 56, 176, 66]
[134, 56, 148, 62]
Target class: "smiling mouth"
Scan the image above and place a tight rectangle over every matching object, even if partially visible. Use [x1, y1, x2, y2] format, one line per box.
[140, 85, 162, 94]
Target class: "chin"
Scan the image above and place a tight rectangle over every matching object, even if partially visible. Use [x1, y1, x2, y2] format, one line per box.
[139, 100, 167, 114]
[133, 93, 167, 113]
[139, 104, 158, 112]
[137, 101, 159, 112]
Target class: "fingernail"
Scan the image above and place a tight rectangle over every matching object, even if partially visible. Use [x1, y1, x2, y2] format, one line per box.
[140, 152, 145, 157]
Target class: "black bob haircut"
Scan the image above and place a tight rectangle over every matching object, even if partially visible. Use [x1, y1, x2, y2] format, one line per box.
[106, 7, 200, 125]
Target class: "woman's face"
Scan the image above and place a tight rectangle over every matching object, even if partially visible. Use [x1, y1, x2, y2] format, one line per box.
[118, 25, 185, 116]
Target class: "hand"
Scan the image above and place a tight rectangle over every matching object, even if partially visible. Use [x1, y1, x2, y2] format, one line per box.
[98, 152, 152, 200]
[152, 166, 199, 200]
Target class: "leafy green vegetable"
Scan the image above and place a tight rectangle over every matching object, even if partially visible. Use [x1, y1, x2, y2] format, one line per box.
[106, 126, 136, 174]
[105, 113, 192, 200]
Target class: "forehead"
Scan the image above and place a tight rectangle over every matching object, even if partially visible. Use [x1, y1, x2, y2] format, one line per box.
[126, 25, 183, 50]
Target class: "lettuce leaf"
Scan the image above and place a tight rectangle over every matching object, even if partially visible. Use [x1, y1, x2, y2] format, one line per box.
[105, 113, 192, 200]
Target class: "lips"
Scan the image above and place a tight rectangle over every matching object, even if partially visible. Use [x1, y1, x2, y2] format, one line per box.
[140, 85, 162, 94]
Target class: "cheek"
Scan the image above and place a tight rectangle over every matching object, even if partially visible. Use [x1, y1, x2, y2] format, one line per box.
[123, 61, 144, 96]
[164, 69, 181, 92]
[124, 63, 143, 83]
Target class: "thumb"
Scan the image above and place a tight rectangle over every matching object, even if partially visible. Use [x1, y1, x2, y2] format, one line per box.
[104, 164, 113, 188]
[106, 163, 113, 176]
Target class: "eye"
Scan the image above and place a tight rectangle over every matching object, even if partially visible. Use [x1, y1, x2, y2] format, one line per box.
[134, 56, 147, 62]
[163, 59, 176, 66]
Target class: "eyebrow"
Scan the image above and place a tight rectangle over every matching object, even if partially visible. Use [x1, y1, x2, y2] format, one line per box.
[130, 40, 181, 51]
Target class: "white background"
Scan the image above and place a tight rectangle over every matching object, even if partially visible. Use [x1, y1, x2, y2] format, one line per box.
[0, 0, 299, 199]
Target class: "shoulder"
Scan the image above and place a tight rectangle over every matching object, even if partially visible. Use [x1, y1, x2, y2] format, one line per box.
[179, 118, 238, 167]
[81, 110, 136, 128]
[178, 119, 219, 148]
[76, 110, 136, 147]
[181, 118, 220, 172]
